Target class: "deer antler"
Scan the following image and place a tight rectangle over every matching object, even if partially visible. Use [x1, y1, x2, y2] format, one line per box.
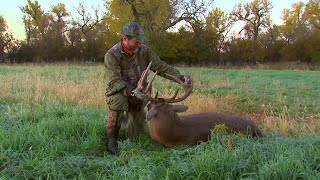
[136, 63, 193, 103]
[145, 70, 157, 93]
[135, 62, 159, 103]
[163, 68, 193, 103]
[137, 61, 152, 90]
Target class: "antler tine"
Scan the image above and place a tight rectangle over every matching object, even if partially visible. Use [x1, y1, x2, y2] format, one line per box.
[163, 68, 194, 103]
[137, 62, 152, 90]
[144, 71, 157, 93]
[168, 89, 179, 100]
[165, 76, 193, 103]
[137, 71, 147, 89]
[135, 62, 160, 103]
[184, 67, 189, 76]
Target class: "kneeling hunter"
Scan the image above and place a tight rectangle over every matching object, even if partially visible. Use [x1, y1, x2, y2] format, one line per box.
[104, 22, 190, 155]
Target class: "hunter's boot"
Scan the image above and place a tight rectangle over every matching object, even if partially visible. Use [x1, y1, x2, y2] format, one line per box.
[106, 127, 120, 155]
[106, 109, 123, 155]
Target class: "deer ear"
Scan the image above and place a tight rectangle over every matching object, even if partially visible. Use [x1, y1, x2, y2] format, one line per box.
[146, 109, 158, 121]
[171, 105, 188, 112]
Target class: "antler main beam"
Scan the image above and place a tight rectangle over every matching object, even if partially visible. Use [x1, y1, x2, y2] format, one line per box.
[163, 69, 193, 103]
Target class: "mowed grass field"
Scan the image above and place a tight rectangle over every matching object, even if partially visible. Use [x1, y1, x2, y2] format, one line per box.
[0, 64, 319, 179]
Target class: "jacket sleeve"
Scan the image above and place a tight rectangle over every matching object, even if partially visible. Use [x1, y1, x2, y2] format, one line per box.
[104, 52, 127, 94]
[148, 48, 182, 80]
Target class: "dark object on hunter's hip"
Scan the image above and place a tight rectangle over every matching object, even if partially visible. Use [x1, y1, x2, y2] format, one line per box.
[106, 84, 127, 97]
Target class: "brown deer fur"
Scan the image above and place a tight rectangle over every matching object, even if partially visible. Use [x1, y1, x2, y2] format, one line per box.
[135, 63, 262, 148]
[125, 109, 146, 139]
[147, 102, 262, 147]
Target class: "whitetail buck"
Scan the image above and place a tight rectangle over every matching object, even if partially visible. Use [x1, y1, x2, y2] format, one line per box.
[136, 64, 262, 147]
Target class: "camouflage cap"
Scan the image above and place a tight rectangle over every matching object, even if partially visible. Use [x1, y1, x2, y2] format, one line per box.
[121, 22, 149, 43]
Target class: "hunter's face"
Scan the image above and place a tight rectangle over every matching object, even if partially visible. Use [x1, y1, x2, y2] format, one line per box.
[124, 36, 141, 53]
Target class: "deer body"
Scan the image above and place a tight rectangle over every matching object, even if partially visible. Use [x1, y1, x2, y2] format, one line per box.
[135, 63, 261, 148]
[147, 104, 262, 147]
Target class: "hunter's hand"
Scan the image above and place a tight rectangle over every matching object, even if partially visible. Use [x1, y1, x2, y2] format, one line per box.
[132, 87, 149, 100]
[179, 75, 192, 89]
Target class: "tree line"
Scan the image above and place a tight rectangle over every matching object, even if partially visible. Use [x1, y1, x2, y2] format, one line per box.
[0, 0, 319, 65]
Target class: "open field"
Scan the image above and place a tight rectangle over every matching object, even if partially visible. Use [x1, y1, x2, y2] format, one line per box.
[0, 65, 319, 179]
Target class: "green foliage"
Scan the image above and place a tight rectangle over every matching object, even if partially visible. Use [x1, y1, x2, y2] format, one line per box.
[305, 0, 320, 30]
[276, 0, 320, 62]
[147, 27, 200, 64]
[0, 15, 13, 61]
[224, 39, 266, 64]
[213, 124, 228, 134]
[280, 1, 310, 44]
[0, 15, 7, 33]
[305, 30, 320, 62]
[20, 0, 45, 28]
[104, 0, 178, 32]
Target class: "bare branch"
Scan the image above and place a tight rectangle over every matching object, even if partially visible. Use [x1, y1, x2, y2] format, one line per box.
[75, 2, 103, 33]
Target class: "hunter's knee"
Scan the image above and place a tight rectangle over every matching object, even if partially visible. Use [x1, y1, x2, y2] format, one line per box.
[106, 93, 129, 111]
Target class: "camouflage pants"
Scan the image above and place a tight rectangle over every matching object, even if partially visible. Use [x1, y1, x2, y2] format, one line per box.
[106, 109, 123, 131]
[106, 92, 146, 138]
[106, 91, 129, 111]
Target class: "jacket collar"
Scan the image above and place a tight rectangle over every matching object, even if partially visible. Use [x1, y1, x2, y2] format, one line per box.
[121, 41, 134, 56]
[117, 41, 140, 57]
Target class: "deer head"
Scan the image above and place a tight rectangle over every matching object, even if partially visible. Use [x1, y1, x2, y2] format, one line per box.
[136, 62, 194, 121]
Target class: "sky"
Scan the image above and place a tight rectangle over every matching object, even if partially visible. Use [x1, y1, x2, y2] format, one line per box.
[0, 0, 309, 40]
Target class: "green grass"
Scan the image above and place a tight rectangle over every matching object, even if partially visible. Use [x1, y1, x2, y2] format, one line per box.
[0, 101, 319, 179]
[1, 65, 320, 179]
[188, 68, 320, 114]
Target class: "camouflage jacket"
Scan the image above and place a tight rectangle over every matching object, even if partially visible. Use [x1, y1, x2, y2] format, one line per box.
[104, 42, 181, 94]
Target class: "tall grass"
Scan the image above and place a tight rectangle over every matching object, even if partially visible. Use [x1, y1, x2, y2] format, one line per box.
[0, 64, 319, 179]
[1, 65, 319, 134]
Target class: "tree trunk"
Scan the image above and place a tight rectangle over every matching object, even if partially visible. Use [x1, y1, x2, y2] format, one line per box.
[129, 3, 140, 24]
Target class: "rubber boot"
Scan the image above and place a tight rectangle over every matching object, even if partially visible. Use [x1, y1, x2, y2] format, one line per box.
[106, 127, 120, 155]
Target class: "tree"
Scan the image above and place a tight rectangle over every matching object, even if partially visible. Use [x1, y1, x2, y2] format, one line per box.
[305, 0, 320, 30]
[20, 1, 72, 62]
[206, 7, 234, 63]
[279, 1, 317, 62]
[231, 0, 273, 41]
[0, 15, 14, 62]
[74, 3, 103, 34]
[305, 31, 320, 62]
[259, 25, 286, 62]
[223, 37, 266, 65]
[20, 0, 50, 61]
[47, 3, 69, 60]
[20, 0, 46, 44]
[70, 3, 107, 61]
[280, 1, 310, 44]
[104, 0, 212, 33]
